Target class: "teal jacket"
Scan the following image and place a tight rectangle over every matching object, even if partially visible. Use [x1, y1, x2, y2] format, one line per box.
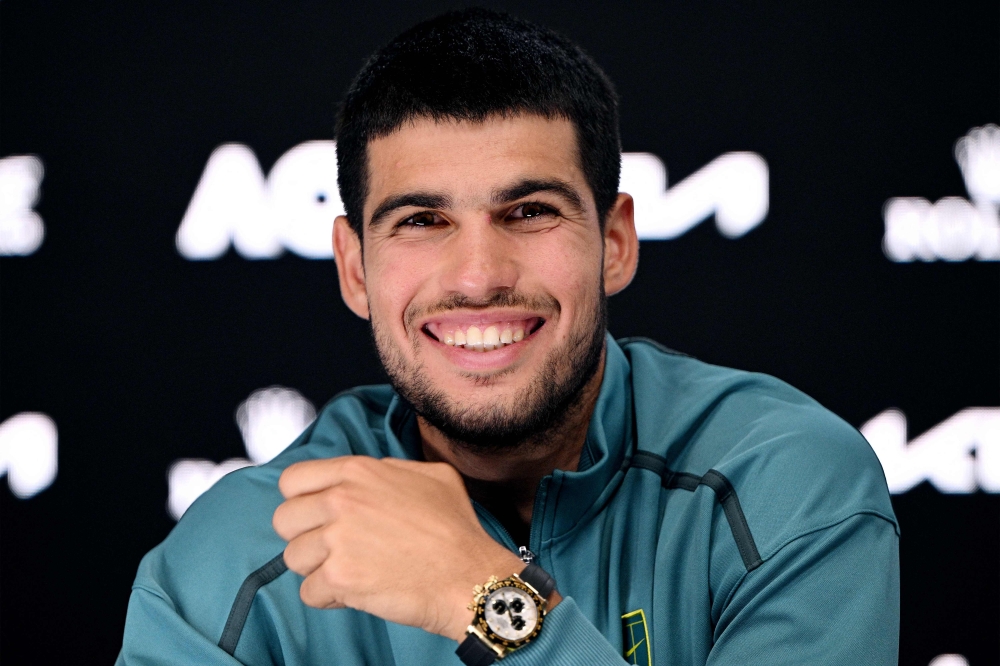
[119, 337, 900, 664]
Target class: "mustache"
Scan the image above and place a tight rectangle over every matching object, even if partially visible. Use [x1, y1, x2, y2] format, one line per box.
[404, 290, 560, 329]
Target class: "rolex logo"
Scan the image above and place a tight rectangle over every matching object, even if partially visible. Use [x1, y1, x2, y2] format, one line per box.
[883, 123, 1000, 262]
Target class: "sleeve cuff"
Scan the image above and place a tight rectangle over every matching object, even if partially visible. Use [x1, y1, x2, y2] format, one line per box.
[503, 596, 624, 665]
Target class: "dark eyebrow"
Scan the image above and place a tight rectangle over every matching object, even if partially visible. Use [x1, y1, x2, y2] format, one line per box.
[368, 192, 452, 229]
[491, 178, 585, 212]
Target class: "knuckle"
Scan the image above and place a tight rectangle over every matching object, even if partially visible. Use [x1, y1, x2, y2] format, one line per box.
[282, 544, 303, 574]
[271, 504, 297, 540]
[322, 486, 348, 512]
[277, 468, 296, 498]
[271, 505, 287, 535]
[299, 578, 321, 607]
[342, 456, 369, 476]
[321, 487, 338, 508]
[320, 524, 340, 549]
[320, 558, 346, 588]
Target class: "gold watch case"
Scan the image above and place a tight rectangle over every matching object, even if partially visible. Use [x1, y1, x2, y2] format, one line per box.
[467, 573, 547, 653]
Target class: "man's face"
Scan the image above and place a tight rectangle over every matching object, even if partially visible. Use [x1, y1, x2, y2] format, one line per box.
[340, 115, 613, 449]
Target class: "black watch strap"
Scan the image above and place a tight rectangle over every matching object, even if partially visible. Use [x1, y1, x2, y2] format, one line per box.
[519, 563, 556, 599]
[456, 633, 497, 666]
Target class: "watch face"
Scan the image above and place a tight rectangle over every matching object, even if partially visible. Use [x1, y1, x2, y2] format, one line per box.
[482, 586, 539, 642]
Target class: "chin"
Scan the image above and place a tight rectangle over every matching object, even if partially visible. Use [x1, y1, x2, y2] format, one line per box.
[373, 290, 609, 449]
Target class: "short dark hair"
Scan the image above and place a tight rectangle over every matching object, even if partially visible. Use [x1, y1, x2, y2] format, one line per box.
[335, 8, 621, 238]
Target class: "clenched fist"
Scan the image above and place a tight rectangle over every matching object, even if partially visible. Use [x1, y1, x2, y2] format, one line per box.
[272, 455, 527, 641]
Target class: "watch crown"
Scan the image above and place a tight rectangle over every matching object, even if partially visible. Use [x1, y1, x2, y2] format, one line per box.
[468, 576, 499, 610]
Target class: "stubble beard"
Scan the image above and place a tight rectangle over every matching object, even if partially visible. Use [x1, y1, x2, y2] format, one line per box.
[370, 286, 608, 454]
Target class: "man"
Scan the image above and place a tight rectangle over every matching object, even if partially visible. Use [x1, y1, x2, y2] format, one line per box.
[119, 9, 899, 665]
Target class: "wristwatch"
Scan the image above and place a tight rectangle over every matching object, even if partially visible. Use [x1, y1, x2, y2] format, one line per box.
[455, 563, 557, 666]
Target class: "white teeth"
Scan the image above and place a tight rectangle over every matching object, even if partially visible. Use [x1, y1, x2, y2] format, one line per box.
[466, 325, 484, 351]
[440, 322, 534, 350]
[483, 326, 500, 351]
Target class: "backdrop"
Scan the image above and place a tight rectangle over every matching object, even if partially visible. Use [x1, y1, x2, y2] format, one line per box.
[1, 2, 997, 663]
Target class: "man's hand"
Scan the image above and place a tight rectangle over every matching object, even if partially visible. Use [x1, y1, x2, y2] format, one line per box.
[272, 456, 526, 641]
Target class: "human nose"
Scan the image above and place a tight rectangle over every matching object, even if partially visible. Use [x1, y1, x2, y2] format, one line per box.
[438, 218, 517, 299]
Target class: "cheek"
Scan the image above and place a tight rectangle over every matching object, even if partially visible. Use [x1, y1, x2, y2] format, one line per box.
[520, 233, 603, 314]
[365, 250, 420, 332]
[365, 242, 450, 338]
[524, 235, 602, 290]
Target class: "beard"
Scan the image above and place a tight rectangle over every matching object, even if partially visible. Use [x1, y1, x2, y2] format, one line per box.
[370, 285, 608, 453]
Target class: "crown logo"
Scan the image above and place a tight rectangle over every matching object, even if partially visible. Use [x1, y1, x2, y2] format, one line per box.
[883, 123, 1000, 262]
[955, 123, 1000, 207]
[468, 576, 499, 610]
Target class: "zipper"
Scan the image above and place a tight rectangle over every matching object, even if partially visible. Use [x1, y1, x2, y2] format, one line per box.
[527, 477, 548, 558]
[472, 500, 538, 564]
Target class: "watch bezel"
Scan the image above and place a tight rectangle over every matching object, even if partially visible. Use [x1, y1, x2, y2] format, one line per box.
[470, 574, 547, 650]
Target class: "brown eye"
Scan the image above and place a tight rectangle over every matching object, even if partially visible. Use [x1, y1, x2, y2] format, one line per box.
[405, 211, 437, 227]
[512, 203, 554, 219]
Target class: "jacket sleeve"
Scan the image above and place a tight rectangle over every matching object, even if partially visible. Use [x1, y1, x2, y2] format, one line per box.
[707, 512, 900, 665]
[116, 586, 245, 666]
[503, 596, 628, 665]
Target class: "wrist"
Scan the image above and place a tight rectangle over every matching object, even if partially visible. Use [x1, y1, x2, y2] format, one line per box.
[445, 549, 525, 642]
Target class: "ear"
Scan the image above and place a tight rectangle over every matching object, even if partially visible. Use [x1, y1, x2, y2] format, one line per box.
[332, 215, 370, 319]
[602, 193, 639, 296]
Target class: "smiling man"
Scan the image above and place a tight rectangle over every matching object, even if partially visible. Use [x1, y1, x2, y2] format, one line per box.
[119, 9, 900, 665]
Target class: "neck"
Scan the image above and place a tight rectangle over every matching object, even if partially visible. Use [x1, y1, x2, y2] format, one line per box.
[418, 350, 606, 546]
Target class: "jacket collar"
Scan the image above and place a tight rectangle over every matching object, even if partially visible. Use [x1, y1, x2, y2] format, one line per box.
[537, 334, 633, 539]
[382, 333, 634, 540]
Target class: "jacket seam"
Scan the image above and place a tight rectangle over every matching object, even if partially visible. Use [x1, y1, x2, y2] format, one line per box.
[131, 582, 172, 603]
[218, 552, 289, 656]
[717, 510, 900, 613]
[757, 509, 899, 562]
[628, 451, 764, 571]
[699, 470, 764, 571]
[616, 336, 693, 358]
[323, 386, 395, 414]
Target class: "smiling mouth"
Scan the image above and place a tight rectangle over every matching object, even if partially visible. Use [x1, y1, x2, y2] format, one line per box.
[422, 318, 545, 352]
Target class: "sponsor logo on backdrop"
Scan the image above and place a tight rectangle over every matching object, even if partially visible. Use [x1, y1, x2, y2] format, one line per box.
[0, 155, 45, 256]
[861, 407, 1000, 493]
[883, 124, 1000, 262]
[622, 152, 768, 240]
[0, 412, 58, 498]
[1, 156, 61, 501]
[167, 386, 316, 519]
[176, 142, 342, 260]
[928, 655, 969, 666]
[175, 143, 770, 260]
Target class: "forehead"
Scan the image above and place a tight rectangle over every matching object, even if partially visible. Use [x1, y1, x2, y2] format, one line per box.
[364, 115, 586, 216]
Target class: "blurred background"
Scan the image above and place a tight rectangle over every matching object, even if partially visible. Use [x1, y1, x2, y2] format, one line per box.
[1, 1, 997, 663]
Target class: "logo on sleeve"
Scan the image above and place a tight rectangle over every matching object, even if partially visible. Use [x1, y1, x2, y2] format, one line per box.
[621, 609, 652, 665]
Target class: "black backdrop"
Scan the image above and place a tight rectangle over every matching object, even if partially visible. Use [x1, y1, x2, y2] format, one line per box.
[1, 1, 997, 663]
